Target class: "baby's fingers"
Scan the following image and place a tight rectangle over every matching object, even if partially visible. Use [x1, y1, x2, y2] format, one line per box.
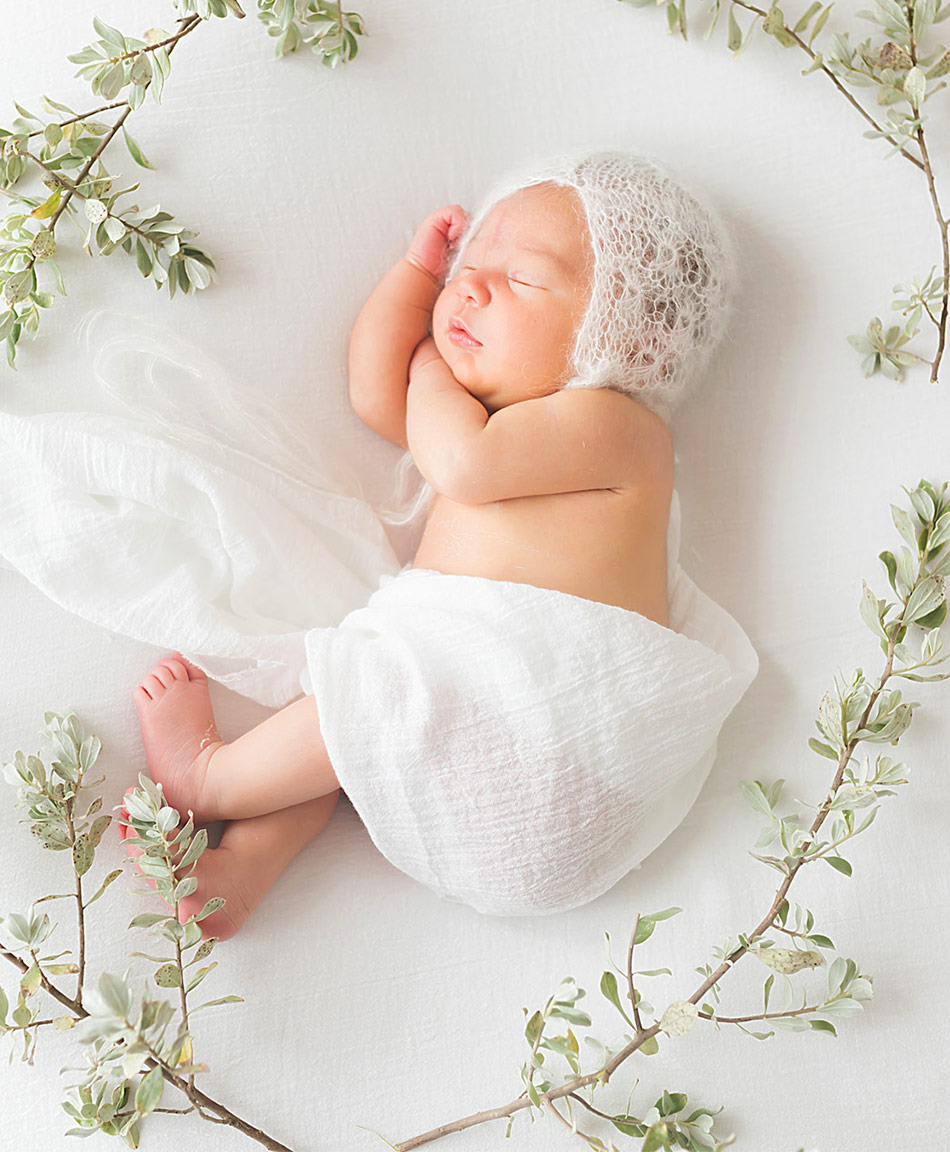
[441, 204, 469, 244]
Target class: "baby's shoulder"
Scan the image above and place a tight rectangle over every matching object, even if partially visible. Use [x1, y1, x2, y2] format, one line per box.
[549, 386, 672, 459]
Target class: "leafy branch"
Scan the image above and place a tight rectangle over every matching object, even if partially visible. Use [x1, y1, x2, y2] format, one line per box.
[618, 0, 950, 385]
[0, 723, 285, 1150]
[391, 479, 948, 1151]
[0, 1, 366, 368]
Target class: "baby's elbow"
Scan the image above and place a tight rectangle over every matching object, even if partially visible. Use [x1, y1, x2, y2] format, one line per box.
[408, 435, 489, 505]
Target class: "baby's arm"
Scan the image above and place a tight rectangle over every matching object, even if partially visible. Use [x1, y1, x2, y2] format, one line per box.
[407, 340, 660, 504]
[348, 206, 467, 449]
[405, 337, 491, 483]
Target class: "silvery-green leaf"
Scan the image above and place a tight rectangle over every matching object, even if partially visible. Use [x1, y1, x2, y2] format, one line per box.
[128, 912, 167, 930]
[28, 222, 56, 256]
[659, 1000, 698, 1036]
[891, 503, 920, 549]
[195, 897, 225, 921]
[908, 485, 936, 524]
[903, 575, 945, 624]
[98, 972, 133, 1019]
[72, 834, 94, 878]
[850, 977, 874, 1000]
[859, 580, 888, 638]
[929, 512, 950, 550]
[134, 1065, 163, 1116]
[98, 61, 127, 101]
[738, 779, 772, 816]
[816, 689, 843, 746]
[4, 269, 34, 305]
[129, 53, 152, 86]
[85, 868, 123, 908]
[120, 127, 154, 171]
[78, 735, 100, 773]
[756, 948, 823, 974]
[92, 15, 127, 51]
[31, 824, 72, 850]
[896, 545, 917, 597]
[154, 963, 182, 988]
[903, 66, 927, 106]
[185, 962, 217, 993]
[823, 996, 864, 1017]
[174, 877, 198, 901]
[84, 199, 108, 225]
[156, 806, 179, 835]
[183, 256, 212, 289]
[192, 994, 243, 1012]
[770, 1015, 810, 1032]
[86, 814, 111, 850]
[103, 217, 126, 244]
[827, 956, 847, 996]
[176, 827, 208, 872]
[157, 919, 184, 942]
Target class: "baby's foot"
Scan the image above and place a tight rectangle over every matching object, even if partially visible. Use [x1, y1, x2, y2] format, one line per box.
[121, 815, 256, 941]
[121, 797, 339, 940]
[133, 653, 223, 824]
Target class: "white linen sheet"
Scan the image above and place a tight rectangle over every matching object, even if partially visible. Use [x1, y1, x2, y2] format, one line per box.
[2, 0, 949, 1148]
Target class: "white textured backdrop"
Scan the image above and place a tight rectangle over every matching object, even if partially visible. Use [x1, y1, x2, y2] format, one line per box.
[2, 1, 948, 1149]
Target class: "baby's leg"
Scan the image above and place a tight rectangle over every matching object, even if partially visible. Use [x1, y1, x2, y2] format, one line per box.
[122, 793, 339, 940]
[134, 653, 340, 824]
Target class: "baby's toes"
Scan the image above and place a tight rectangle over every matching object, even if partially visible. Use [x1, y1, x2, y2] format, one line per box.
[173, 652, 208, 683]
[157, 656, 190, 682]
[149, 663, 181, 691]
[138, 673, 169, 701]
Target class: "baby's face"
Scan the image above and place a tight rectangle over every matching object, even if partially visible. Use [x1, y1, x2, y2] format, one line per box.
[432, 183, 591, 413]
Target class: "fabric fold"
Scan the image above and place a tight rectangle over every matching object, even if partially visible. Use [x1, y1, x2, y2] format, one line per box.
[0, 410, 401, 707]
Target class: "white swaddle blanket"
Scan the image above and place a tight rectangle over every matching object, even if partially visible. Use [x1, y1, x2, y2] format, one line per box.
[0, 407, 401, 707]
[303, 545, 758, 916]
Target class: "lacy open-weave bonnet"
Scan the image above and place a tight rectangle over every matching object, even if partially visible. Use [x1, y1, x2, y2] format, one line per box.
[449, 151, 737, 421]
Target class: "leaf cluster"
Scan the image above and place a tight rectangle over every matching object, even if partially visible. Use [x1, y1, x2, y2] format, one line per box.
[0, 717, 246, 1148]
[258, 0, 367, 67]
[67, 17, 174, 107]
[618, 0, 950, 386]
[0, 3, 366, 367]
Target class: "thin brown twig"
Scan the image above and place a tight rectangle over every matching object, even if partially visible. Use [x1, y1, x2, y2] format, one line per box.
[0, 943, 293, 1150]
[23, 100, 128, 140]
[43, 14, 202, 233]
[699, 1004, 822, 1024]
[728, 0, 947, 378]
[730, 0, 925, 171]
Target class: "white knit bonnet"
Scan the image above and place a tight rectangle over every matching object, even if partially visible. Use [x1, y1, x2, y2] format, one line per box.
[448, 151, 737, 421]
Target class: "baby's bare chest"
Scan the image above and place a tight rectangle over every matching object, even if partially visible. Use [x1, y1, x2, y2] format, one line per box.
[411, 486, 671, 621]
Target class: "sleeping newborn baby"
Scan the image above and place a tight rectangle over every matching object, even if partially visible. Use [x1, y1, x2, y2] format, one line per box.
[125, 152, 758, 938]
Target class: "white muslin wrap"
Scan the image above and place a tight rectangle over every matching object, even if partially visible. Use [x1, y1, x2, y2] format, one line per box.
[0, 408, 402, 707]
[303, 528, 758, 916]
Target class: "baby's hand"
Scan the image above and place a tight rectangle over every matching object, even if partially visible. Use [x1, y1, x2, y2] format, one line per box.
[405, 205, 468, 283]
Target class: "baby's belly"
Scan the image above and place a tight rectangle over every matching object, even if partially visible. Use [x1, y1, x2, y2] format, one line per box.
[411, 489, 670, 626]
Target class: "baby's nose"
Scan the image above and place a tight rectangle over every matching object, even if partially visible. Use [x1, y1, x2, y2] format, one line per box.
[456, 273, 490, 306]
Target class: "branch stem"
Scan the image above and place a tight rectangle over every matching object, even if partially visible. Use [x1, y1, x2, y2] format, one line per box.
[730, 0, 925, 170]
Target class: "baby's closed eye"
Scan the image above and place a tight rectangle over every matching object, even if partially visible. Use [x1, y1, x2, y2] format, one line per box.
[507, 274, 545, 290]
